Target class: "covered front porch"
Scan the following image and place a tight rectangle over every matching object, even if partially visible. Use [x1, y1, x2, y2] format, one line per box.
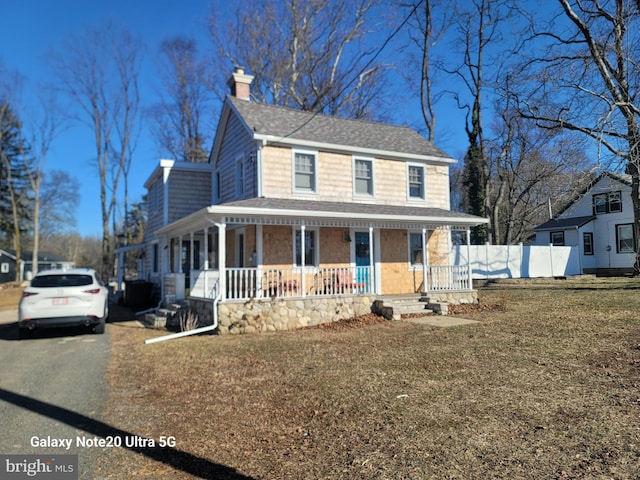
[153, 199, 481, 306]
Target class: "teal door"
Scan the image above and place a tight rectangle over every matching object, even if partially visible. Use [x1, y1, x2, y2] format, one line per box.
[355, 232, 371, 291]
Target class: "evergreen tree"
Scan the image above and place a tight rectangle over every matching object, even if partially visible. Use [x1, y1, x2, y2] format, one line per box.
[0, 100, 32, 250]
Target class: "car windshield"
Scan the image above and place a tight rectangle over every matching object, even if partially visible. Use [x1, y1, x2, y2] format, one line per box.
[31, 274, 93, 288]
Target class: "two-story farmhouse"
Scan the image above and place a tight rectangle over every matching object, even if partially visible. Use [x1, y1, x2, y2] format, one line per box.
[532, 172, 636, 275]
[136, 68, 487, 333]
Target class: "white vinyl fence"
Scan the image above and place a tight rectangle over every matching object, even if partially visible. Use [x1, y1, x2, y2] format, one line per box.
[451, 243, 581, 279]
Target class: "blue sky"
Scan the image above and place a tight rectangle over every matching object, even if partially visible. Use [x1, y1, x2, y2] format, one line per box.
[0, 0, 470, 238]
[0, 0, 216, 237]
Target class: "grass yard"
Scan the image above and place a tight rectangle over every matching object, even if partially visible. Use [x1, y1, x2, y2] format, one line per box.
[95, 277, 640, 479]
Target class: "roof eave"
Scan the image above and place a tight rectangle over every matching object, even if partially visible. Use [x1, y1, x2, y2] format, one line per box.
[254, 134, 456, 165]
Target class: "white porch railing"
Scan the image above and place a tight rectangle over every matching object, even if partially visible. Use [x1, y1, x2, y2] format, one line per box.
[426, 265, 470, 291]
[226, 266, 373, 301]
[187, 264, 470, 301]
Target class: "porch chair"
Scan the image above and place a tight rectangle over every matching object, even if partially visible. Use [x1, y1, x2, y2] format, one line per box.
[335, 269, 366, 294]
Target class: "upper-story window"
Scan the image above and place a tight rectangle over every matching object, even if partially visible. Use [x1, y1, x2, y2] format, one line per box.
[294, 151, 317, 193]
[408, 164, 425, 200]
[593, 191, 621, 214]
[235, 157, 245, 196]
[354, 158, 374, 196]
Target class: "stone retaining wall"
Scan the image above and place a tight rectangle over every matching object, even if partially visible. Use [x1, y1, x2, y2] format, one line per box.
[189, 295, 374, 335]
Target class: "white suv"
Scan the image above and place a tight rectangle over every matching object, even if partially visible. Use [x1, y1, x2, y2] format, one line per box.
[18, 268, 109, 338]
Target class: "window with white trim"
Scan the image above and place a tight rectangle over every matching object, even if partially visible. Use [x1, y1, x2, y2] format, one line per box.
[408, 232, 423, 266]
[294, 151, 317, 192]
[550, 231, 565, 246]
[235, 157, 245, 196]
[354, 158, 374, 196]
[616, 224, 635, 253]
[583, 232, 594, 255]
[593, 191, 622, 214]
[408, 164, 425, 200]
[294, 229, 318, 266]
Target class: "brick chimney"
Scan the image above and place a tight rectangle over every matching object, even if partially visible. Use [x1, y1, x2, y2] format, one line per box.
[227, 66, 254, 101]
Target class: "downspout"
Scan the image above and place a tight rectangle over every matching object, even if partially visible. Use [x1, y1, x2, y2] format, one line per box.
[144, 217, 225, 344]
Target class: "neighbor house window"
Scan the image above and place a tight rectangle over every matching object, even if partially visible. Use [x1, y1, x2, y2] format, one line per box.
[616, 224, 635, 253]
[295, 229, 317, 266]
[550, 231, 565, 246]
[593, 191, 622, 214]
[294, 151, 316, 192]
[583, 232, 594, 255]
[354, 158, 374, 196]
[408, 164, 425, 199]
[409, 232, 424, 266]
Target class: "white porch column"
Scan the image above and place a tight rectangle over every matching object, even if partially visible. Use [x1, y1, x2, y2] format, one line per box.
[422, 228, 428, 294]
[203, 226, 209, 270]
[467, 227, 473, 289]
[300, 223, 306, 296]
[190, 232, 194, 267]
[256, 224, 263, 297]
[203, 226, 209, 296]
[117, 251, 125, 292]
[369, 226, 374, 292]
[218, 222, 226, 300]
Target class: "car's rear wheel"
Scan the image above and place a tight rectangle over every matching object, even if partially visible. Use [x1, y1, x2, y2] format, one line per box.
[18, 327, 32, 339]
[93, 318, 106, 334]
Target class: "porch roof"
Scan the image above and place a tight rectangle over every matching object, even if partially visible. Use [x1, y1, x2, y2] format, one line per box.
[157, 197, 488, 235]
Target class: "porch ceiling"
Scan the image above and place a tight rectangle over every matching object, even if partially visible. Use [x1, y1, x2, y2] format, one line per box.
[157, 198, 487, 235]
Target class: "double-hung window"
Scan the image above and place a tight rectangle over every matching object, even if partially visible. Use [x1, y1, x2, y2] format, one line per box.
[354, 158, 374, 196]
[593, 191, 622, 214]
[551, 231, 565, 246]
[616, 224, 635, 253]
[583, 232, 594, 255]
[294, 151, 316, 192]
[408, 164, 425, 200]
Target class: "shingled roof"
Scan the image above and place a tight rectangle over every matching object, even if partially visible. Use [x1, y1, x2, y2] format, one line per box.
[226, 96, 451, 160]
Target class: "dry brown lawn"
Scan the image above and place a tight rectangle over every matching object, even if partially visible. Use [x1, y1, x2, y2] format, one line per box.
[90, 278, 639, 478]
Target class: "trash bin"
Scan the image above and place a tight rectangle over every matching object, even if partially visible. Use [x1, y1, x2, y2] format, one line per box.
[124, 280, 154, 310]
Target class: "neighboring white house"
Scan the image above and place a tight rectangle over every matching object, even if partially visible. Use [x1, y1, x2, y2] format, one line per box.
[532, 172, 635, 275]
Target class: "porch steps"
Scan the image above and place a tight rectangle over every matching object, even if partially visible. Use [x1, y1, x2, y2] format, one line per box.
[142, 300, 189, 330]
[373, 294, 434, 321]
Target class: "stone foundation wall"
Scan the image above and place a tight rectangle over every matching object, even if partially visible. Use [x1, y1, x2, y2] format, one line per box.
[188, 295, 374, 335]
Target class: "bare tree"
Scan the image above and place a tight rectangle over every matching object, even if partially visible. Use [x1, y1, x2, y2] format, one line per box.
[516, 0, 640, 273]
[446, 0, 516, 244]
[39, 170, 80, 240]
[405, 0, 452, 142]
[151, 36, 212, 163]
[208, 0, 392, 120]
[49, 23, 142, 279]
[20, 91, 67, 275]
